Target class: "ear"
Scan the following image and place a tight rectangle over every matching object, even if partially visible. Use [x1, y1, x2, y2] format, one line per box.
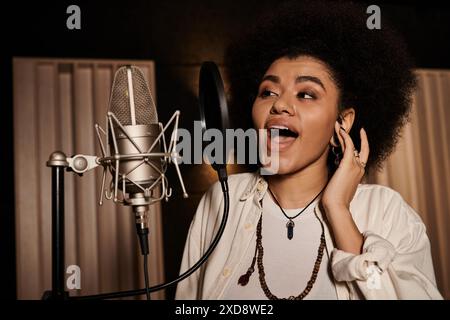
[339, 108, 356, 133]
[329, 108, 356, 147]
[338, 108, 356, 132]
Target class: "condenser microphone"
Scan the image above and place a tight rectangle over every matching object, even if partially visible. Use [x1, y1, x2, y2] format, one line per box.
[80, 63, 187, 244]
[109, 66, 162, 194]
[107, 65, 163, 257]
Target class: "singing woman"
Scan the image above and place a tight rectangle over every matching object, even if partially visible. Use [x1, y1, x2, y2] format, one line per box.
[176, 1, 443, 300]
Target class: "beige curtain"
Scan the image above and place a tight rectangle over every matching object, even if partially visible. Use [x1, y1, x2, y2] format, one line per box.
[13, 58, 165, 300]
[367, 69, 450, 299]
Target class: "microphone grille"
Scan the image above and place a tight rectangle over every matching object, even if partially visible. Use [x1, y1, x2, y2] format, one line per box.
[109, 66, 158, 125]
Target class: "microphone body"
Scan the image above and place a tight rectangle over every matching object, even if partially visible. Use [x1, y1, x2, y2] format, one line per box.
[113, 124, 161, 193]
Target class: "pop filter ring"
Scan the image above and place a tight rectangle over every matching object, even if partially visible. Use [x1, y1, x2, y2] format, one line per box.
[199, 61, 230, 136]
[199, 61, 230, 171]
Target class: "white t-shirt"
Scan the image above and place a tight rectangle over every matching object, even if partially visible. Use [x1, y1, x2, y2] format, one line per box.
[222, 194, 337, 300]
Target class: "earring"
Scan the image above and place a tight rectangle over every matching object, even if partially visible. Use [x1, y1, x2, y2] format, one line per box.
[331, 136, 342, 167]
[331, 144, 342, 166]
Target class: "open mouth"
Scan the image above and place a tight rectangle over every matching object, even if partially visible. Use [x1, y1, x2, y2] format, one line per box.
[266, 124, 299, 152]
[267, 125, 299, 138]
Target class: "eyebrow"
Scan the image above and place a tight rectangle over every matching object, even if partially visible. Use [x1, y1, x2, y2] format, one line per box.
[261, 74, 327, 92]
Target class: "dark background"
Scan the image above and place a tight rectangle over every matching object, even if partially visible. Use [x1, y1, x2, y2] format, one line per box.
[1, 0, 450, 300]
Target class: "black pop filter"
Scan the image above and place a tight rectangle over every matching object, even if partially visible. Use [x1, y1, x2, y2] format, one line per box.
[199, 61, 230, 134]
[199, 61, 230, 172]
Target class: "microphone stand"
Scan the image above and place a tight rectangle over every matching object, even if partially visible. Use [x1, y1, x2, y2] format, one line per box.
[42, 151, 229, 300]
[42, 152, 70, 300]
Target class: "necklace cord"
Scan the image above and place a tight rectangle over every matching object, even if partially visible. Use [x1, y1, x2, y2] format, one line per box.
[267, 183, 327, 220]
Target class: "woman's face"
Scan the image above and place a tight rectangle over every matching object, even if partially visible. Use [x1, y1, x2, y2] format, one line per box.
[252, 55, 341, 175]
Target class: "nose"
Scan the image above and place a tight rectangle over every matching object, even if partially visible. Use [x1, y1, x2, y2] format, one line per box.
[270, 94, 295, 116]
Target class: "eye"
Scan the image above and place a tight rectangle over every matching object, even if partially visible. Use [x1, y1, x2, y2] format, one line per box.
[297, 91, 316, 100]
[259, 89, 278, 98]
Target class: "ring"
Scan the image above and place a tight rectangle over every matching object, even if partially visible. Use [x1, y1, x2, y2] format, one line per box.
[353, 150, 360, 157]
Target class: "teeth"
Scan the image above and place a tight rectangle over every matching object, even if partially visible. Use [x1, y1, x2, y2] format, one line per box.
[269, 125, 289, 130]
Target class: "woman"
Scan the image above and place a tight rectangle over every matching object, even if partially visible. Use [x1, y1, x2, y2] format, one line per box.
[176, 1, 443, 299]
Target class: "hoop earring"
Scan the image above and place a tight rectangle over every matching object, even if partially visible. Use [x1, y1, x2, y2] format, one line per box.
[331, 145, 342, 166]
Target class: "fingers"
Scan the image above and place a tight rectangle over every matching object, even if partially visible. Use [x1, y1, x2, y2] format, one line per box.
[338, 125, 355, 162]
[334, 121, 370, 170]
[334, 121, 345, 150]
[358, 128, 369, 165]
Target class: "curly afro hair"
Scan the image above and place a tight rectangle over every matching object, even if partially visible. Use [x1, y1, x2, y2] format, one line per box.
[225, 0, 417, 174]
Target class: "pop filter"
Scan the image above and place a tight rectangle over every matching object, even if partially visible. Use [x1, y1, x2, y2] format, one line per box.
[198, 61, 230, 171]
[199, 61, 230, 134]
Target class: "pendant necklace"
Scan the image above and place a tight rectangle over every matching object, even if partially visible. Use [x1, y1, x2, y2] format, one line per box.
[267, 184, 326, 240]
